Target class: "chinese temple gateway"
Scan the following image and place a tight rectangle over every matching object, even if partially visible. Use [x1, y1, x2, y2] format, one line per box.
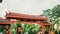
[0, 12, 52, 34]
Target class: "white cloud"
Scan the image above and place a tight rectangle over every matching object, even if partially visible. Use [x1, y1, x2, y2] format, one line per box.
[0, 0, 60, 17]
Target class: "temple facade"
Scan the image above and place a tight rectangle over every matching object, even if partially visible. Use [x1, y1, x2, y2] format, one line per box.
[0, 12, 52, 34]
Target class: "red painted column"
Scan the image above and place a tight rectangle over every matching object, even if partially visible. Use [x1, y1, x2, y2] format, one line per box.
[18, 27, 22, 34]
[42, 25, 45, 34]
[6, 30, 10, 34]
[48, 26, 50, 34]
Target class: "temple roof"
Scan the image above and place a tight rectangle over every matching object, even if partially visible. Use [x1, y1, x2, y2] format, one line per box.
[6, 12, 47, 20]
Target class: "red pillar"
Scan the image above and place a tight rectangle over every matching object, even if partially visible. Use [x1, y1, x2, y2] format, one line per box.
[6, 30, 10, 34]
[18, 27, 22, 34]
[48, 26, 50, 34]
[42, 25, 45, 34]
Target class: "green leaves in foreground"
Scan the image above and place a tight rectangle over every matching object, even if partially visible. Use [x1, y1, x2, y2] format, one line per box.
[24, 24, 41, 32]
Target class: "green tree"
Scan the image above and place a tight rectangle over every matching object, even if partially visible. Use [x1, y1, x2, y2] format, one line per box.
[43, 5, 60, 22]
[52, 5, 60, 18]
[42, 5, 60, 31]
[43, 5, 60, 18]
[23, 24, 41, 34]
[43, 9, 52, 18]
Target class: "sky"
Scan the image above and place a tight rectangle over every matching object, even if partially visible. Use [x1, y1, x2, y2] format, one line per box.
[0, 0, 60, 18]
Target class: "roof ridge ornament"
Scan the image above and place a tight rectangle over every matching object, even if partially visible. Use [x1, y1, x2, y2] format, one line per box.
[6, 11, 11, 14]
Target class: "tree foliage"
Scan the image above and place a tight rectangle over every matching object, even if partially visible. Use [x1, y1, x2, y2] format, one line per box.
[43, 5, 60, 18]
[42, 5, 60, 31]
